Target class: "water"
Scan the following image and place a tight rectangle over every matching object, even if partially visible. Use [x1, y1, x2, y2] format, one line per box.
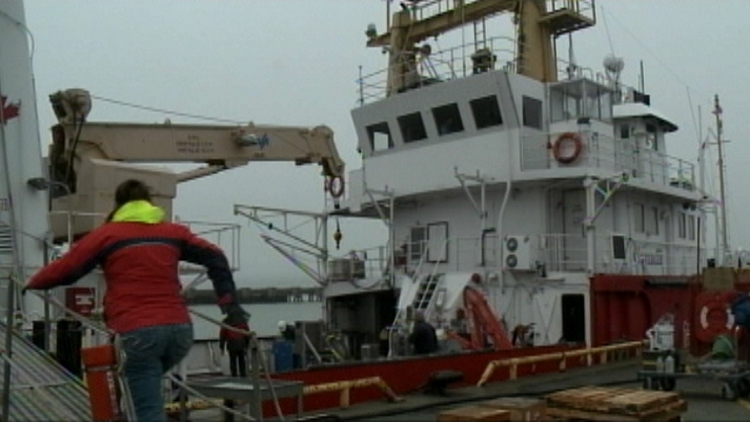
[188, 301, 323, 340]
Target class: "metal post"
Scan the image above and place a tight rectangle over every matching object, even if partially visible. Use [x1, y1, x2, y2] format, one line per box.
[250, 339, 262, 421]
[714, 95, 728, 265]
[2, 277, 15, 422]
[389, 195, 395, 288]
[584, 177, 596, 274]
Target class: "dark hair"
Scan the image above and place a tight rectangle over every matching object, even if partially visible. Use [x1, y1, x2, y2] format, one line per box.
[114, 179, 152, 207]
[106, 179, 152, 222]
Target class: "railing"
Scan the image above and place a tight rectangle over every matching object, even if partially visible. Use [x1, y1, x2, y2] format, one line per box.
[358, 35, 518, 104]
[521, 130, 696, 190]
[477, 340, 644, 387]
[177, 220, 241, 272]
[357, 232, 701, 277]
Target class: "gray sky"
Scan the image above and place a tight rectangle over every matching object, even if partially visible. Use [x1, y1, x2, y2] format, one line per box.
[23, 0, 750, 287]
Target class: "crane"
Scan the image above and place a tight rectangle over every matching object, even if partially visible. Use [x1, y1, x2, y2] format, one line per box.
[42, 89, 345, 241]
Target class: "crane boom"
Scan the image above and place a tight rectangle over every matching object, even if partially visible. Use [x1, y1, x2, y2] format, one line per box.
[44, 89, 346, 241]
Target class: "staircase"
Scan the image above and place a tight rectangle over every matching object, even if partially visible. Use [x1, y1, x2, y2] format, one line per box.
[412, 273, 441, 316]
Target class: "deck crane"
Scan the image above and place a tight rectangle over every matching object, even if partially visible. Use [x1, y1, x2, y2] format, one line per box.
[42, 88, 345, 241]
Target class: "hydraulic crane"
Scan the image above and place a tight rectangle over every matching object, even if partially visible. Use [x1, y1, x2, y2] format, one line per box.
[43, 89, 345, 241]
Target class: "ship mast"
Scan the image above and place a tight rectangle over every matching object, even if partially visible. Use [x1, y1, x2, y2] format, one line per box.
[366, 0, 596, 96]
[714, 94, 729, 264]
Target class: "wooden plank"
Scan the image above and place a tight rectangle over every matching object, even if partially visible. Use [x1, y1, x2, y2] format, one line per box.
[601, 390, 680, 415]
[437, 405, 512, 421]
[546, 386, 684, 417]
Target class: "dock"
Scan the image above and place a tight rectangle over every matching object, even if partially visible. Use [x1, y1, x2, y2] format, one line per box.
[185, 360, 750, 421]
[185, 287, 323, 305]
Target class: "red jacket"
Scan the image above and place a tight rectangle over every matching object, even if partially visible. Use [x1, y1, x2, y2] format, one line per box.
[26, 201, 237, 334]
[219, 321, 250, 352]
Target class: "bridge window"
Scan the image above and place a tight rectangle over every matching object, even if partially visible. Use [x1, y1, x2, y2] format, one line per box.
[522, 96, 543, 129]
[432, 103, 464, 135]
[398, 112, 427, 143]
[687, 215, 696, 240]
[366, 122, 393, 152]
[470, 95, 503, 129]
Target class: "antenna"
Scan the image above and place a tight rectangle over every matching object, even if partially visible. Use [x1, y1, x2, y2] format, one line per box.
[603, 55, 624, 91]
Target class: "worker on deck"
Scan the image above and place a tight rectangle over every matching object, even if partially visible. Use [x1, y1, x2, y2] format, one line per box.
[24, 179, 246, 422]
[219, 312, 251, 377]
[409, 311, 438, 355]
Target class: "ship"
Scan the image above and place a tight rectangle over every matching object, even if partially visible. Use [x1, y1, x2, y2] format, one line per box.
[1, 0, 749, 420]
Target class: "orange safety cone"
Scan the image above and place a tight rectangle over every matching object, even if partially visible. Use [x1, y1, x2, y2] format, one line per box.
[81, 344, 125, 422]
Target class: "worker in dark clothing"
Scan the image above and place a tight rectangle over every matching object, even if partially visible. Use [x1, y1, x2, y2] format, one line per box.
[409, 311, 438, 355]
[219, 313, 251, 377]
[730, 291, 750, 331]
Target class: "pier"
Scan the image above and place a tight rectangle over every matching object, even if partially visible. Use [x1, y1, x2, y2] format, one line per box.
[185, 287, 323, 305]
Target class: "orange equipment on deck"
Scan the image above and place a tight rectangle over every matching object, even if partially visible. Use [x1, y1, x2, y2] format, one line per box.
[81, 344, 124, 422]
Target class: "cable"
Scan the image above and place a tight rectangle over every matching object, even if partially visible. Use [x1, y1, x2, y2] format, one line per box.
[89, 95, 246, 125]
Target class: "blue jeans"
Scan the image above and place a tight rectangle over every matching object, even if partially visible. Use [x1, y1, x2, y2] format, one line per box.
[120, 323, 194, 422]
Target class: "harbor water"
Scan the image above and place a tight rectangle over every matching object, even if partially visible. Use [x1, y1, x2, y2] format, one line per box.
[188, 301, 323, 340]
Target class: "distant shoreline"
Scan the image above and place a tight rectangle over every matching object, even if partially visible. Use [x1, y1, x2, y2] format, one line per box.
[185, 287, 323, 305]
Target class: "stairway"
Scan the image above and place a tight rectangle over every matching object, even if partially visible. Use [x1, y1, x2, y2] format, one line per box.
[412, 274, 441, 315]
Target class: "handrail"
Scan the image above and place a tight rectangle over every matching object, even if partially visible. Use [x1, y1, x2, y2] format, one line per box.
[476, 340, 645, 387]
[302, 376, 402, 409]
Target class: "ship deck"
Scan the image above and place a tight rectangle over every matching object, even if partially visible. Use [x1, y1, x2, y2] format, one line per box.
[187, 360, 750, 421]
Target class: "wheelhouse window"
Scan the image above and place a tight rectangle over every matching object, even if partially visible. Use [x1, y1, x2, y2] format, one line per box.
[397, 112, 427, 143]
[470, 95, 503, 129]
[432, 103, 464, 135]
[522, 96, 543, 129]
[366, 122, 393, 152]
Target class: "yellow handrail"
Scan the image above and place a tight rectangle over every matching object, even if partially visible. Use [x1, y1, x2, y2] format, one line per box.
[477, 341, 645, 387]
[303, 376, 403, 409]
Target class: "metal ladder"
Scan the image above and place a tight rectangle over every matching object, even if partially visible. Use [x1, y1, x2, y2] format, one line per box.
[412, 273, 440, 313]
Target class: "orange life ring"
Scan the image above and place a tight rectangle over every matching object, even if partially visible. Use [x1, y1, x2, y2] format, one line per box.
[553, 132, 583, 164]
[325, 175, 345, 198]
[694, 292, 734, 343]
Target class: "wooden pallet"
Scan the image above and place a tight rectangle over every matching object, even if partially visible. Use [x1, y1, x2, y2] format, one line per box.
[545, 386, 686, 421]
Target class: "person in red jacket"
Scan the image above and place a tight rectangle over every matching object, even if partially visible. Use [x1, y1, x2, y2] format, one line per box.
[219, 313, 251, 377]
[23, 179, 246, 422]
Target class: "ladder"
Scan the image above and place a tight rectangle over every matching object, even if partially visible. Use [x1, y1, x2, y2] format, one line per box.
[473, 18, 487, 51]
[412, 273, 440, 313]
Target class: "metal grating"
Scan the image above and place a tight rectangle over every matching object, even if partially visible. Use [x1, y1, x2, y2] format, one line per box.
[0, 323, 91, 421]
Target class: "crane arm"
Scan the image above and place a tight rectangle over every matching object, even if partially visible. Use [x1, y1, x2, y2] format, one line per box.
[49, 121, 344, 181]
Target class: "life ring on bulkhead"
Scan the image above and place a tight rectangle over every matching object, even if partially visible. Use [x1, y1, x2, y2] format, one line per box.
[553, 132, 583, 164]
[325, 175, 345, 198]
[694, 291, 735, 343]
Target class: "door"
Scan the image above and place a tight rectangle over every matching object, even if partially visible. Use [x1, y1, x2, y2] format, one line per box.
[562, 190, 587, 271]
[562, 294, 586, 344]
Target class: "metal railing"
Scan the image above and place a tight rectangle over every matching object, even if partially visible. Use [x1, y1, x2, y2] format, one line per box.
[351, 231, 701, 277]
[176, 220, 241, 272]
[357, 35, 517, 104]
[521, 130, 696, 189]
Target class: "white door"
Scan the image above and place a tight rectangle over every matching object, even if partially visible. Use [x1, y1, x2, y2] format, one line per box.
[562, 190, 587, 271]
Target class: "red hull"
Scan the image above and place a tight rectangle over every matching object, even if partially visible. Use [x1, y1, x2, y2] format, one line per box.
[257, 274, 750, 417]
[263, 344, 589, 416]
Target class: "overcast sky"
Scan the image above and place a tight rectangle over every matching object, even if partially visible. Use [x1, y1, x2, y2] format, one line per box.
[22, 0, 750, 287]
